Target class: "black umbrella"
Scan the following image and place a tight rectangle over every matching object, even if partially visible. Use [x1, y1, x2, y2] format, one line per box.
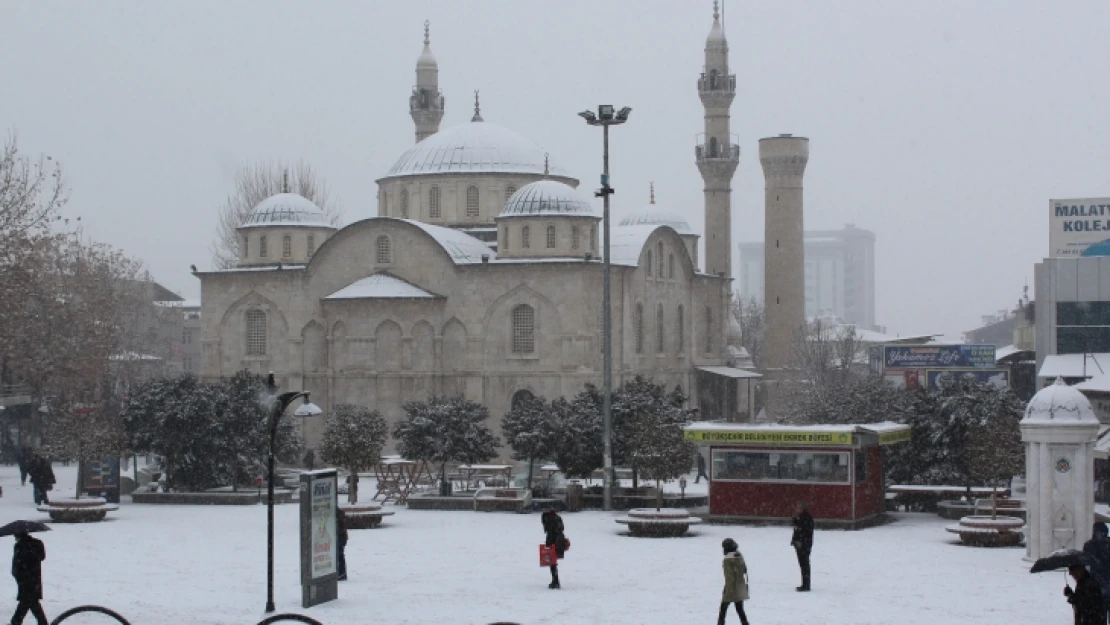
[0, 520, 51, 537]
[1030, 549, 1096, 573]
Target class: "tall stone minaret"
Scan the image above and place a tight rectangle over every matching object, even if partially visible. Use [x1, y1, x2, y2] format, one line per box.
[760, 135, 809, 371]
[697, 0, 739, 278]
[410, 20, 444, 143]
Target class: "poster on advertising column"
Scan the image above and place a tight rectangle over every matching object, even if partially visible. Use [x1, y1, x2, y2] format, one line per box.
[1049, 197, 1110, 257]
[299, 469, 338, 608]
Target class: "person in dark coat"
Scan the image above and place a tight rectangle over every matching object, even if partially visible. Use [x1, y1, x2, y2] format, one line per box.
[16, 447, 30, 487]
[791, 501, 814, 592]
[541, 508, 565, 589]
[1082, 521, 1110, 620]
[303, 449, 315, 471]
[336, 508, 348, 581]
[10, 531, 48, 625]
[718, 538, 750, 625]
[695, 453, 709, 484]
[28, 455, 54, 506]
[1065, 564, 1104, 625]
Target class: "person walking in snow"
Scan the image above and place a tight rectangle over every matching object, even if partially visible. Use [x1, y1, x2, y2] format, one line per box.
[28, 455, 54, 506]
[16, 447, 30, 487]
[303, 449, 315, 471]
[9, 531, 48, 625]
[1065, 564, 1104, 625]
[791, 501, 814, 592]
[695, 452, 709, 484]
[336, 507, 348, 581]
[718, 538, 750, 625]
[541, 508, 566, 589]
[1082, 522, 1110, 622]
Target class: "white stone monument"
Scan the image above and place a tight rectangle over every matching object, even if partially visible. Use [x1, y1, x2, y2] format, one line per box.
[1022, 378, 1101, 560]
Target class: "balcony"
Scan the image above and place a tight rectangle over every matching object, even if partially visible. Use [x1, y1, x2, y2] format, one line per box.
[409, 86, 444, 112]
[698, 72, 736, 93]
[695, 133, 740, 163]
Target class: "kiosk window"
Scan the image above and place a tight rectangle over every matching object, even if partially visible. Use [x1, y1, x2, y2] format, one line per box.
[855, 451, 868, 483]
[712, 450, 850, 484]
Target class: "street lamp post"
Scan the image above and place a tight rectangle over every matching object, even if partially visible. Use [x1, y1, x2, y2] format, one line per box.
[579, 105, 631, 512]
[264, 373, 322, 613]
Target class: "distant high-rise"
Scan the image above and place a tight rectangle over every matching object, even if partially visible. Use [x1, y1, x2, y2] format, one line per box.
[738, 225, 877, 330]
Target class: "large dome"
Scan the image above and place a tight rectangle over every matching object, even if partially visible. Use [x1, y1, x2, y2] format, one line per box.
[1023, 377, 1098, 423]
[383, 121, 572, 179]
[240, 193, 333, 229]
[498, 180, 598, 218]
[618, 205, 693, 235]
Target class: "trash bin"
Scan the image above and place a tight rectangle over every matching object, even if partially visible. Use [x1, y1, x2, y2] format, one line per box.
[566, 482, 584, 512]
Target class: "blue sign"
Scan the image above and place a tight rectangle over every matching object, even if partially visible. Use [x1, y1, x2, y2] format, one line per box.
[925, 369, 1009, 390]
[883, 345, 996, 369]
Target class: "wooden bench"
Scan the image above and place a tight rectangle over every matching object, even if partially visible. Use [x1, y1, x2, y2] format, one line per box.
[473, 487, 532, 513]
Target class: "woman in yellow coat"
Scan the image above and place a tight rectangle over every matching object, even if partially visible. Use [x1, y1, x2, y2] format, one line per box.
[719, 538, 750, 625]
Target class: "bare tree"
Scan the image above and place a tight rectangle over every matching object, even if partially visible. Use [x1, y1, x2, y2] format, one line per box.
[732, 294, 765, 368]
[209, 160, 342, 269]
[0, 133, 67, 239]
[792, 318, 866, 388]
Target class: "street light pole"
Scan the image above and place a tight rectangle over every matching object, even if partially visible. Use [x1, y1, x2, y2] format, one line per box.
[579, 105, 631, 512]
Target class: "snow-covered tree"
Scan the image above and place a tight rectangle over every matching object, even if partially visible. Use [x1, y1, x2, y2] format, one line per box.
[319, 404, 388, 503]
[501, 393, 558, 491]
[550, 393, 603, 480]
[42, 381, 128, 499]
[627, 387, 696, 510]
[216, 370, 302, 491]
[786, 374, 914, 426]
[732, 295, 765, 368]
[393, 395, 500, 485]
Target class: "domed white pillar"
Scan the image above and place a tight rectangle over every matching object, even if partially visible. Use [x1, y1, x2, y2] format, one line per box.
[1021, 378, 1100, 560]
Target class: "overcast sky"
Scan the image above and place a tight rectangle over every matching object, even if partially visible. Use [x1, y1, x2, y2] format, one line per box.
[2, 1, 1108, 338]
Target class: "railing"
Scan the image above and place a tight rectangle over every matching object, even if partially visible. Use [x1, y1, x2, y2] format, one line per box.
[695, 142, 740, 162]
[409, 86, 444, 111]
[698, 73, 736, 92]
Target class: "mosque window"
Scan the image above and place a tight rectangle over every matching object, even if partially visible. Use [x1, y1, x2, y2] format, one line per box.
[307, 235, 315, 257]
[709, 136, 719, 158]
[243, 237, 248, 258]
[590, 226, 596, 250]
[705, 307, 713, 353]
[546, 225, 556, 249]
[646, 250, 653, 277]
[506, 185, 517, 199]
[382, 193, 388, 216]
[522, 226, 531, 249]
[657, 242, 664, 275]
[656, 303, 665, 353]
[503, 227, 510, 251]
[259, 235, 268, 258]
[401, 188, 409, 219]
[635, 303, 644, 354]
[677, 305, 685, 352]
[512, 304, 535, 354]
[282, 235, 292, 258]
[571, 226, 580, 250]
[246, 309, 267, 356]
[466, 186, 480, 217]
[429, 186, 441, 219]
[668, 254, 675, 279]
[376, 234, 392, 265]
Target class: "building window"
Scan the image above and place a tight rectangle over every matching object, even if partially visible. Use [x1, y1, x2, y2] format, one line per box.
[546, 225, 556, 249]
[657, 242, 664, 276]
[656, 303, 665, 353]
[503, 227, 510, 250]
[590, 226, 596, 250]
[635, 303, 644, 354]
[677, 305, 684, 352]
[246, 309, 267, 356]
[511, 389, 534, 409]
[705, 307, 713, 353]
[712, 449, 850, 483]
[182, 329, 191, 345]
[307, 234, 315, 257]
[512, 304, 535, 354]
[571, 226, 580, 250]
[646, 250, 653, 276]
[382, 193, 388, 216]
[376, 235, 392, 264]
[668, 253, 675, 279]
[506, 185, 517, 199]
[400, 188, 409, 219]
[242, 237, 248, 258]
[429, 186, 441, 219]
[259, 235, 268, 258]
[522, 226, 531, 249]
[466, 185, 480, 217]
[282, 235, 292, 258]
[183, 357, 192, 372]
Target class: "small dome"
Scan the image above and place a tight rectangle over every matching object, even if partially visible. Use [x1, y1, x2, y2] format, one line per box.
[1023, 378, 1098, 423]
[383, 121, 572, 179]
[498, 180, 598, 218]
[240, 193, 332, 229]
[618, 206, 693, 235]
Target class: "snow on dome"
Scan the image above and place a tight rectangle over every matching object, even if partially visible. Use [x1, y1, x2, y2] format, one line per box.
[1023, 377, 1099, 423]
[240, 193, 333, 229]
[383, 121, 572, 179]
[618, 206, 693, 235]
[498, 180, 598, 218]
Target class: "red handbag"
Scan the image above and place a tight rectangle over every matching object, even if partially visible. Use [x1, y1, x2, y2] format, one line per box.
[562, 536, 570, 552]
[539, 544, 559, 567]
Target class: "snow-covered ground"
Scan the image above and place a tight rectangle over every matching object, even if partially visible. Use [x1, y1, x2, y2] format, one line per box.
[0, 463, 1076, 624]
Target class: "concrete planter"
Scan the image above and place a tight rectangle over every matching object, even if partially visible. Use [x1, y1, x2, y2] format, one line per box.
[37, 497, 118, 523]
[616, 508, 703, 537]
[945, 515, 1025, 547]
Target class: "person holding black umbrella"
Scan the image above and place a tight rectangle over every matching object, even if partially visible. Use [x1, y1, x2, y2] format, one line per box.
[1065, 564, 1104, 625]
[10, 530, 48, 625]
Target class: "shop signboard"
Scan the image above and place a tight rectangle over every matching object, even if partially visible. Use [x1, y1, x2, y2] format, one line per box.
[1050, 197, 1110, 257]
[883, 345, 996, 370]
[299, 469, 338, 608]
[925, 369, 1009, 390]
[685, 428, 855, 446]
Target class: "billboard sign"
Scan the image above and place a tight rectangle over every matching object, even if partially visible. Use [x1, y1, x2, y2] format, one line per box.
[883, 345, 996, 369]
[299, 469, 339, 608]
[1050, 197, 1110, 257]
[925, 369, 1010, 390]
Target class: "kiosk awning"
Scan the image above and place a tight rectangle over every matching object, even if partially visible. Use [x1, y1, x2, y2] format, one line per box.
[683, 421, 910, 446]
[695, 366, 763, 379]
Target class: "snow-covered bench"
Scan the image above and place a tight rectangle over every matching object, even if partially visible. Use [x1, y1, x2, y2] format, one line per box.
[38, 497, 118, 523]
[473, 488, 532, 513]
[341, 503, 395, 529]
[616, 508, 703, 537]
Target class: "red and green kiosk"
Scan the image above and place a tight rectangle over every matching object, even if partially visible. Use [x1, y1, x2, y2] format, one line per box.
[684, 422, 911, 527]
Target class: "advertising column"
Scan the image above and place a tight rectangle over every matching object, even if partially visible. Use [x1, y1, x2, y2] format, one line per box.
[299, 469, 339, 608]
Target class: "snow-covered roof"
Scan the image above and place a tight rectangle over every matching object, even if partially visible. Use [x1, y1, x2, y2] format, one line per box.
[498, 180, 598, 218]
[325, 273, 441, 300]
[382, 121, 572, 179]
[1038, 353, 1110, 379]
[195, 264, 307, 275]
[683, 421, 910, 445]
[1076, 376, 1110, 394]
[618, 205, 693, 235]
[402, 219, 494, 265]
[240, 193, 333, 229]
[696, 365, 762, 379]
[607, 224, 662, 267]
[1023, 378, 1099, 423]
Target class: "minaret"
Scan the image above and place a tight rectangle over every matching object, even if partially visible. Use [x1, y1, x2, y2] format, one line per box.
[696, 0, 739, 278]
[760, 135, 809, 371]
[410, 20, 444, 143]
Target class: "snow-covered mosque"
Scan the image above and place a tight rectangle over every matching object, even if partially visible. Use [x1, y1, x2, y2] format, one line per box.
[196, 4, 749, 450]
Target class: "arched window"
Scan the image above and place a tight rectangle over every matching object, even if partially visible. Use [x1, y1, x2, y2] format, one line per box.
[590, 226, 596, 250]
[376, 234, 392, 264]
[466, 185, 480, 217]
[512, 304, 535, 354]
[705, 307, 713, 353]
[677, 305, 684, 352]
[668, 253, 675, 279]
[307, 234, 315, 257]
[503, 227, 510, 250]
[635, 303, 644, 354]
[511, 389, 534, 410]
[246, 309, 267, 356]
[646, 250, 653, 276]
[400, 188, 409, 219]
[657, 241, 664, 275]
[259, 235, 268, 258]
[381, 193, 388, 216]
[546, 225, 556, 249]
[710, 68, 719, 89]
[571, 226, 580, 250]
[506, 185, 517, 199]
[242, 237, 248, 258]
[709, 136, 719, 158]
[522, 226, 531, 249]
[282, 235, 292, 258]
[656, 303, 665, 353]
[429, 186, 441, 219]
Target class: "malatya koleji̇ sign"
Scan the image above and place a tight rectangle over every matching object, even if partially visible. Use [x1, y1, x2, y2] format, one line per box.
[1049, 197, 1110, 257]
